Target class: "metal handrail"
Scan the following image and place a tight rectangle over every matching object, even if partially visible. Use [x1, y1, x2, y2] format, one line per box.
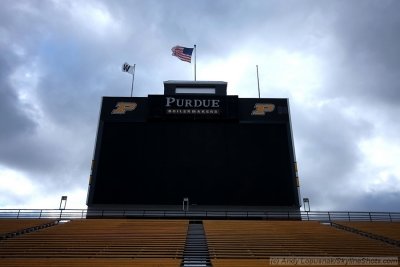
[0, 209, 399, 221]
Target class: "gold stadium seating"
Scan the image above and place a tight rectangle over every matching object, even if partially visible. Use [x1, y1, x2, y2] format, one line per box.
[1, 219, 400, 267]
[203, 220, 400, 259]
[0, 219, 187, 267]
[0, 258, 181, 267]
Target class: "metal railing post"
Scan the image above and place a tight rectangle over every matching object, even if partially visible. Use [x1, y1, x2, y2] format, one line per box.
[17, 209, 20, 219]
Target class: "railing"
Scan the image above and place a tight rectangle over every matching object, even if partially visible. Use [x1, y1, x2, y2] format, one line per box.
[0, 209, 87, 220]
[0, 209, 399, 222]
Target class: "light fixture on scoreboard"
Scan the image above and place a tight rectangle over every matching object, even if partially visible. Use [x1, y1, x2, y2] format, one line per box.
[175, 88, 216, 94]
[164, 80, 227, 96]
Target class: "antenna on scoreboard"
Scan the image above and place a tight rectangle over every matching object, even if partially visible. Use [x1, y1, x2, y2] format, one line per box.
[256, 65, 261, 98]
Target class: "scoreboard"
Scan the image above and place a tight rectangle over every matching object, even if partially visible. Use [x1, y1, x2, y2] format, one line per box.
[87, 83, 300, 210]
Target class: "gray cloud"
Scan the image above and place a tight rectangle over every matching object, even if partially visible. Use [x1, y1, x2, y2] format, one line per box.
[0, 62, 36, 140]
[320, 1, 400, 107]
[0, 0, 399, 211]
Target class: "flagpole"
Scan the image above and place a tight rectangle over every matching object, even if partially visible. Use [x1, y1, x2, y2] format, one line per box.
[256, 65, 260, 98]
[130, 64, 136, 97]
[194, 44, 197, 81]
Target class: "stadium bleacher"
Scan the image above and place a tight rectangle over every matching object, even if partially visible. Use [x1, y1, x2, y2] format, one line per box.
[0, 218, 399, 266]
[0, 219, 187, 266]
[204, 220, 400, 258]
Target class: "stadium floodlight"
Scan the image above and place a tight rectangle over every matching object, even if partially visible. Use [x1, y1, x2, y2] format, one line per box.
[59, 196, 67, 210]
[183, 197, 189, 211]
[303, 198, 310, 212]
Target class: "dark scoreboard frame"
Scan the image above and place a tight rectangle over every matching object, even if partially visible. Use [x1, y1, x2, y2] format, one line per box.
[87, 95, 301, 209]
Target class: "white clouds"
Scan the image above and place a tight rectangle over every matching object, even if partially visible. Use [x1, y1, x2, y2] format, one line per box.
[262, 49, 323, 100]
[198, 47, 323, 100]
[0, 165, 87, 209]
[65, 1, 121, 38]
[0, 166, 35, 197]
[198, 51, 254, 96]
[294, 94, 400, 211]
[359, 137, 400, 193]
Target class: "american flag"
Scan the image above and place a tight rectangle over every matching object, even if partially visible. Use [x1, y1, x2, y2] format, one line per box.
[171, 46, 194, 63]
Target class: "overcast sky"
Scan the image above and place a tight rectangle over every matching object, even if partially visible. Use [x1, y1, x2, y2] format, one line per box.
[1, 0, 399, 212]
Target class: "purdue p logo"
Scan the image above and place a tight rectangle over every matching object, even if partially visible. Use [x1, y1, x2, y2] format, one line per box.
[251, 103, 275, 115]
[111, 102, 137, 114]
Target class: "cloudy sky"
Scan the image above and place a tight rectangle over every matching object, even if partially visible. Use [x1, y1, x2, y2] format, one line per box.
[1, 0, 399, 212]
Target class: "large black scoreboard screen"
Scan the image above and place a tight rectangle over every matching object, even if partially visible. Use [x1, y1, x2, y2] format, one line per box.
[87, 94, 300, 208]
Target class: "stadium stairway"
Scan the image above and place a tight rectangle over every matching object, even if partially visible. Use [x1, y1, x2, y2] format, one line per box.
[0, 219, 59, 240]
[331, 222, 400, 247]
[182, 221, 211, 267]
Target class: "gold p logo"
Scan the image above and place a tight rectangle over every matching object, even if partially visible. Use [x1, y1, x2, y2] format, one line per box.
[111, 102, 137, 114]
[251, 103, 275, 115]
